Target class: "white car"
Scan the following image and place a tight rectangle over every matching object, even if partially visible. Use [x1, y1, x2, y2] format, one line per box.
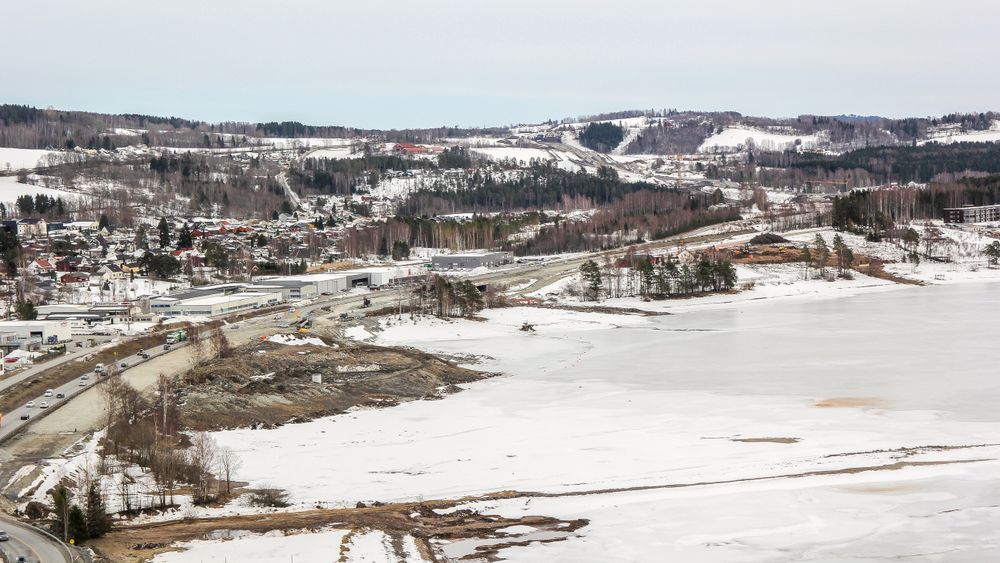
[25, 401, 34, 408]
[79, 380, 87, 386]
[39, 402, 49, 409]
[44, 389, 54, 397]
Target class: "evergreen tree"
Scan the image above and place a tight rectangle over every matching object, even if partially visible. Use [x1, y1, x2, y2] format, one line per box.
[134, 224, 148, 249]
[51, 485, 69, 540]
[98, 214, 111, 232]
[580, 260, 602, 301]
[177, 223, 193, 249]
[84, 481, 112, 538]
[67, 505, 89, 543]
[158, 217, 171, 247]
[15, 299, 37, 320]
[986, 241, 1000, 266]
[813, 234, 829, 273]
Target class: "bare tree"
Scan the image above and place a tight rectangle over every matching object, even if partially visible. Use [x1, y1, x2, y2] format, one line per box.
[187, 431, 219, 504]
[217, 447, 242, 496]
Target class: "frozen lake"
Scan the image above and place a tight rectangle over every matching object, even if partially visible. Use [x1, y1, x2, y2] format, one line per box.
[216, 282, 1000, 561]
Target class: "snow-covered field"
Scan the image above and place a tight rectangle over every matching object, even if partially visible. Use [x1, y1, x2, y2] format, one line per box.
[699, 126, 821, 153]
[0, 147, 61, 171]
[153, 527, 423, 563]
[470, 146, 552, 164]
[920, 120, 1000, 145]
[0, 175, 80, 203]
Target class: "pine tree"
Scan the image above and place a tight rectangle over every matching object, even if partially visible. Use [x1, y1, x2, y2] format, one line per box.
[98, 214, 111, 232]
[813, 234, 829, 273]
[67, 505, 88, 543]
[580, 260, 602, 301]
[84, 482, 111, 538]
[177, 223, 193, 249]
[157, 217, 171, 248]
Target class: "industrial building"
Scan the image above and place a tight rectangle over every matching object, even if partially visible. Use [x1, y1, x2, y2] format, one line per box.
[150, 285, 285, 317]
[432, 251, 514, 270]
[943, 204, 1000, 224]
[0, 320, 73, 346]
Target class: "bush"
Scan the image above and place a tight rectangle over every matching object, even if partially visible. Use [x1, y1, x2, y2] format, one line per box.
[248, 486, 290, 507]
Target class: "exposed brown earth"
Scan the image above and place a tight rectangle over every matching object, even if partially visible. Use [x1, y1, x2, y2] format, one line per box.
[179, 338, 491, 430]
[88, 497, 587, 563]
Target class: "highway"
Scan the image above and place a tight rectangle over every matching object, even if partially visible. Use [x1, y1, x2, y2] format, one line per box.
[0, 337, 113, 394]
[0, 342, 181, 443]
[0, 515, 75, 563]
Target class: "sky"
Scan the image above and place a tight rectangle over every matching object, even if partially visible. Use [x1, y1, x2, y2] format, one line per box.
[2, 0, 997, 129]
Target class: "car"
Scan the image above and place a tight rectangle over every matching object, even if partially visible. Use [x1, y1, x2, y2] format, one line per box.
[81, 374, 89, 380]
[19, 414, 28, 421]
[0, 530, 7, 541]
[138, 348, 144, 355]
[120, 361, 127, 368]
[79, 380, 87, 386]
[141, 353, 150, 359]
[25, 401, 34, 408]
[44, 389, 54, 397]
[56, 392, 65, 398]
[164, 344, 172, 350]
[17, 556, 26, 563]
[39, 402, 49, 409]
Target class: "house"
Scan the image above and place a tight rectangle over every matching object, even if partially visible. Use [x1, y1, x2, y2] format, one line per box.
[26, 258, 55, 276]
[394, 142, 429, 155]
[17, 218, 47, 238]
[95, 263, 126, 281]
[59, 272, 89, 287]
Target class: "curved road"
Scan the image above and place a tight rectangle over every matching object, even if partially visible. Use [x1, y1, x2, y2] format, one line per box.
[0, 516, 74, 563]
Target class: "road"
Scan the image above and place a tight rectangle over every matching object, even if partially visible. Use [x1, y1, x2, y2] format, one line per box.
[276, 171, 301, 209]
[0, 342, 180, 443]
[0, 338, 112, 394]
[0, 516, 74, 563]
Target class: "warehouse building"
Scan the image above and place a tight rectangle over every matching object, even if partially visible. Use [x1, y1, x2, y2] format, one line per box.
[432, 251, 514, 270]
[0, 320, 73, 345]
[150, 285, 284, 317]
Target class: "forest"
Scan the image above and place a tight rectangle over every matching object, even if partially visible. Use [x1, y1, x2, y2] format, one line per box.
[745, 142, 1000, 187]
[578, 122, 625, 153]
[831, 176, 1000, 233]
[399, 163, 661, 215]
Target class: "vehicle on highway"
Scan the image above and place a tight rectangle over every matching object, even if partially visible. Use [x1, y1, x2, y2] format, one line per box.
[44, 389, 53, 397]
[120, 361, 127, 368]
[81, 374, 89, 380]
[56, 392, 64, 398]
[25, 401, 34, 408]
[0, 530, 7, 541]
[39, 401, 49, 409]
[141, 353, 149, 359]
[95, 362, 106, 375]
[138, 348, 144, 355]
[16, 556, 26, 563]
[18, 414, 28, 420]
[79, 380, 86, 386]
[164, 344, 171, 350]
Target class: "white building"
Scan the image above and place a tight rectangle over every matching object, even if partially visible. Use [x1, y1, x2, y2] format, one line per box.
[0, 320, 73, 344]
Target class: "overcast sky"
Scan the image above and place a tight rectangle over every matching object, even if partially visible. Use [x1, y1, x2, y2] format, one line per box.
[2, 0, 995, 129]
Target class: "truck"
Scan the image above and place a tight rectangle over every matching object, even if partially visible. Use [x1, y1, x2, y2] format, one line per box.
[165, 329, 188, 345]
[94, 363, 106, 375]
